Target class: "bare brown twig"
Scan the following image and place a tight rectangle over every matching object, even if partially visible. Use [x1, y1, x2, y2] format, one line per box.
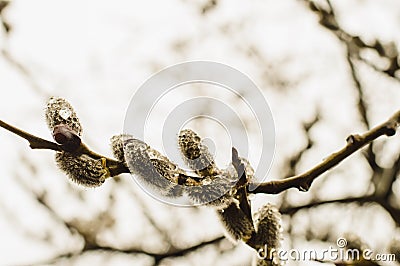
[2, 108, 400, 195]
[251, 110, 400, 194]
[0, 119, 129, 177]
[0, 120, 61, 151]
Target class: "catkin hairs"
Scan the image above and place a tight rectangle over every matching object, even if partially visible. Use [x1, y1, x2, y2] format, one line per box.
[124, 138, 184, 198]
[251, 203, 283, 266]
[45, 97, 109, 187]
[178, 129, 218, 177]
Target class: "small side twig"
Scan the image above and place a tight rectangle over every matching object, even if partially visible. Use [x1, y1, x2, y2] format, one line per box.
[252, 110, 400, 194]
[0, 120, 61, 151]
[0, 119, 130, 177]
[232, 147, 252, 221]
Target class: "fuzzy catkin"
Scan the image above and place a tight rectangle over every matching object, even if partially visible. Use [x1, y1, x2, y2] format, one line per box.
[178, 129, 218, 177]
[186, 175, 234, 208]
[45, 97, 109, 187]
[45, 97, 82, 136]
[55, 152, 109, 187]
[124, 138, 184, 198]
[110, 134, 133, 162]
[252, 203, 283, 266]
[216, 200, 255, 242]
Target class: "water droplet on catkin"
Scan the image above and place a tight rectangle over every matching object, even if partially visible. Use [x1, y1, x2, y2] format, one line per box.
[59, 108, 72, 119]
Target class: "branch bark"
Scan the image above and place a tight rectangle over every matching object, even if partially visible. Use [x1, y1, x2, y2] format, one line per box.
[0, 119, 130, 177]
[251, 110, 400, 194]
[2, 108, 400, 195]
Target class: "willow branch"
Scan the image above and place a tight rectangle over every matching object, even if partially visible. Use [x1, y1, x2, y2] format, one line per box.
[0, 120, 61, 150]
[0, 119, 130, 177]
[2, 108, 400, 191]
[251, 110, 400, 194]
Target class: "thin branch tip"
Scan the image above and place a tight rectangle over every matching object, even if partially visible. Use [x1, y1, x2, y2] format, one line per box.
[251, 109, 400, 195]
[0, 118, 129, 178]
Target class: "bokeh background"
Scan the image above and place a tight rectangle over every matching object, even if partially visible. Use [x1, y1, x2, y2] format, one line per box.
[0, 0, 399, 265]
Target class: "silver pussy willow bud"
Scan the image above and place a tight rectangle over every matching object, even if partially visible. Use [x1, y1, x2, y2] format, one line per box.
[217, 200, 255, 243]
[252, 203, 283, 266]
[186, 175, 234, 209]
[45, 97, 82, 136]
[124, 138, 184, 198]
[110, 134, 133, 162]
[55, 152, 109, 187]
[178, 129, 218, 177]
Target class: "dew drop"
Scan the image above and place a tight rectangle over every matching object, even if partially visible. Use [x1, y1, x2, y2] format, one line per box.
[59, 108, 72, 119]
